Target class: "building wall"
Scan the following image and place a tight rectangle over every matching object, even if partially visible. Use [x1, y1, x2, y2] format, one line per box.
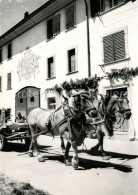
[89, 0, 138, 139]
[0, 0, 89, 121]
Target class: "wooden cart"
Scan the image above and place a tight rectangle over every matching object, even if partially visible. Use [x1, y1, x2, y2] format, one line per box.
[0, 123, 31, 151]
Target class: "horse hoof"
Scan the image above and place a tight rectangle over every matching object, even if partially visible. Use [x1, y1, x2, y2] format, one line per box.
[65, 160, 71, 166]
[72, 159, 79, 169]
[28, 152, 33, 157]
[37, 155, 45, 162]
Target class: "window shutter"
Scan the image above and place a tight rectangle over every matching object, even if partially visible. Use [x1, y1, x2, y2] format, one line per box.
[114, 31, 125, 61]
[90, 0, 100, 17]
[7, 73, 11, 89]
[53, 14, 60, 35]
[103, 35, 114, 63]
[66, 5, 74, 29]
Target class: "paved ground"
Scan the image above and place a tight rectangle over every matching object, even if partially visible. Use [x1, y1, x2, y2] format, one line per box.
[0, 136, 138, 195]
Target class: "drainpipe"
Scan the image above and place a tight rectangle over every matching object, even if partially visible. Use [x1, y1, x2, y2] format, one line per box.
[83, 0, 91, 77]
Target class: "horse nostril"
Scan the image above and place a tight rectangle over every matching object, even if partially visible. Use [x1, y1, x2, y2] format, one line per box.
[124, 111, 132, 119]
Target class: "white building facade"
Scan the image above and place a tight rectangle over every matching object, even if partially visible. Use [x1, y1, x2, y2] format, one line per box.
[0, 0, 138, 140]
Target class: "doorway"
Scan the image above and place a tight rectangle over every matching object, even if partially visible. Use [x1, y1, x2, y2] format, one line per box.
[105, 87, 128, 133]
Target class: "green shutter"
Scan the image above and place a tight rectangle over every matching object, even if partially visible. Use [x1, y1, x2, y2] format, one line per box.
[103, 35, 114, 63]
[114, 31, 125, 61]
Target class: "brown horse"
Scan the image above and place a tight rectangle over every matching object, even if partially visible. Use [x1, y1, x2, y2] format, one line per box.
[28, 90, 96, 168]
[90, 94, 132, 156]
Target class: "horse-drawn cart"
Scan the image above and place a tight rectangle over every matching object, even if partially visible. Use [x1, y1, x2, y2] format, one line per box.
[0, 123, 31, 151]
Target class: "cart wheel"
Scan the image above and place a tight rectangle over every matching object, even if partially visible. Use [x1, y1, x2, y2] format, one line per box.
[24, 138, 31, 148]
[0, 134, 7, 151]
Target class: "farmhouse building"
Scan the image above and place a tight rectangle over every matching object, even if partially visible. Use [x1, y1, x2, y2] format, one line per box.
[0, 0, 138, 140]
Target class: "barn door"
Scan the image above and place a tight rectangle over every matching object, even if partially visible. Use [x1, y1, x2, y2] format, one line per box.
[15, 88, 27, 118]
[15, 87, 40, 121]
[106, 87, 128, 133]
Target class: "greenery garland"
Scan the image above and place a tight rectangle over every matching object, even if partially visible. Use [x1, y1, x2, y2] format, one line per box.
[45, 67, 138, 94]
[106, 67, 138, 84]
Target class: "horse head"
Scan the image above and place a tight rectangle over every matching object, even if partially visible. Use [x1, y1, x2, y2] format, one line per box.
[67, 90, 97, 118]
[107, 94, 131, 120]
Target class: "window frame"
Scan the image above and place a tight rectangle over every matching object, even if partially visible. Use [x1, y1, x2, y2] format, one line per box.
[47, 97, 56, 110]
[7, 72, 12, 90]
[65, 3, 76, 30]
[99, 0, 124, 13]
[47, 56, 56, 79]
[47, 14, 60, 40]
[67, 47, 78, 74]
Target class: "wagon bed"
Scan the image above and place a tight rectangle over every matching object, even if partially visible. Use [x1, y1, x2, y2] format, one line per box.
[0, 123, 31, 151]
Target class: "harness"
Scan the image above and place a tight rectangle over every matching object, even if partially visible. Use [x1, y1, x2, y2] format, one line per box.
[99, 95, 130, 131]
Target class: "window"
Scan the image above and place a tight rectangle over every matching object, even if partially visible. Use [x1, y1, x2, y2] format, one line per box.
[66, 4, 75, 29]
[8, 43, 12, 59]
[68, 48, 76, 73]
[103, 31, 125, 63]
[100, 0, 124, 12]
[48, 97, 56, 109]
[0, 48, 3, 63]
[7, 72, 12, 90]
[20, 98, 23, 103]
[5, 108, 11, 122]
[47, 57, 55, 79]
[47, 14, 60, 39]
[30, 96, 35, 102]
[0, 76, 2, 92]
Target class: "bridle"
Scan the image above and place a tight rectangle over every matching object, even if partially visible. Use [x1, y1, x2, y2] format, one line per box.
[62, 93, 96, 117]
[106, 96, 131, 130]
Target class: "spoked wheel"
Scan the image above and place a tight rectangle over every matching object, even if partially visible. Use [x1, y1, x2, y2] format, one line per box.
[0, 133, 7, 151]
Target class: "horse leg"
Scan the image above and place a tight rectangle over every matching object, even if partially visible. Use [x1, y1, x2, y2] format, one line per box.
[96, 128, 106, 157]
[64, 141, 71, 166]
[60, 136, 65, 153]
[28, 139, 34, 157]
[29, 125, 44, 162]
[71, 141, 79, 169]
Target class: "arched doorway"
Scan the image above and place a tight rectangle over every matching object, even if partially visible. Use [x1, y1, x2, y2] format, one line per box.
[15, 86, 40, 120]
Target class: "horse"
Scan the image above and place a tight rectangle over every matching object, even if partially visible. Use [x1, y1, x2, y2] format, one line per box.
[27, 90, 97, 169]
[90, 94, 132, 157]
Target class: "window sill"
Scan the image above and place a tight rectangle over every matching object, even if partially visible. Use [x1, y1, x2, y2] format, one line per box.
[46, 77, 56, 80]
[98, 2, 126, 16]
[99, 57, 130, 67]
[7, 57, 12, 61]
[65, 25, 77, 33]
[46, 36, 55, 42]
[7, 88, 12, 90]
[66, 71, 78, 75]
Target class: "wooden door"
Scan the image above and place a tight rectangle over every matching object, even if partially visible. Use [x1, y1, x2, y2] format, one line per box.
[15, 87, 40, 121]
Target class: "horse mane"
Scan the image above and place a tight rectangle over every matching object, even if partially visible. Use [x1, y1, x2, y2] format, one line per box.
[107, 95, 118, 112]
